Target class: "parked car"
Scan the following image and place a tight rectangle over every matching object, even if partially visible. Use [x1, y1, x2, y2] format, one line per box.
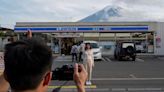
[114, 41, 136, 61]
[79, 41, 102, 60]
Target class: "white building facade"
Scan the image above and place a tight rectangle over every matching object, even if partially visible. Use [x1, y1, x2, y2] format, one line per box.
[14, 22, 164, 56]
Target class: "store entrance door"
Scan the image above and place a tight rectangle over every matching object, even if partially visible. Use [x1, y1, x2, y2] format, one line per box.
[61, 38, 75, 55]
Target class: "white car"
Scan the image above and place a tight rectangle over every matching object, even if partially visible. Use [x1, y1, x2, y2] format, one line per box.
[82, 41, 102, 60]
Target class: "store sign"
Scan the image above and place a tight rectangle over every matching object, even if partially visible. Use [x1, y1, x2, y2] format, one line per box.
[14, 26, 149, 32]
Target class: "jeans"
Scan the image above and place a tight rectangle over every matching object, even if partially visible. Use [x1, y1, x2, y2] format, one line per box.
[72, 53, 77, 62]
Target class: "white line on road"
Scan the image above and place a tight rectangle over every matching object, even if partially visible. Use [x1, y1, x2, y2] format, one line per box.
[48, 88, 164, 91]
[52, 88, 109, 92]
[136, 58, 144, 62]
[92, 77, 164, 81]
[128, 88, 163, 91]
[102, 57, 106, 62]
[111, 88, 164, 91]
[112, 88, 126, 91]
[105, 57, 112, 62]
[129, 74, 136, 78]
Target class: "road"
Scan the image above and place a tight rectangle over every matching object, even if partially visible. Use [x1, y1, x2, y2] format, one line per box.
[48, 55, 164, 92]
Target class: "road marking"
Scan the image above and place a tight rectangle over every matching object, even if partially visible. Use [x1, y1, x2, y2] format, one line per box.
[50, 88, 109, 92]
[112, 88, 126, 91]
[102, 57, 106, 62]
[136, 58, 144, 62]
[111, 88, 164, 91]
[129, 74, 136, 78]
[48, 85, 96, 89]
[128, 88, 162, 91]
[85, 88, 109, 91]
[92, 77, 164, 81]
[105, 57, 112, 62]
[48, 87, 164, 91]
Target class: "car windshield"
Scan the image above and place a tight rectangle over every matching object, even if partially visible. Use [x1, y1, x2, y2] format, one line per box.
[90, 43, 99, 48]
[122, 43, 134, 48]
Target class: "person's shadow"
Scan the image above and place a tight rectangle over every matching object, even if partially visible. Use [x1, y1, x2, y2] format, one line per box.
[52, 81, 68, 92]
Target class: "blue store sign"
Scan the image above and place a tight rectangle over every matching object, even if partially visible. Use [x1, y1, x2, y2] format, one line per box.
[14, 26, 149, 32]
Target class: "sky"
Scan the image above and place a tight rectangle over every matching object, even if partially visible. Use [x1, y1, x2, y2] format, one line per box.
[0, 0, 164, 28]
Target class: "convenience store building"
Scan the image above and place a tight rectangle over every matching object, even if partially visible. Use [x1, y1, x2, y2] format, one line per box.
[14, 22, 164, 56]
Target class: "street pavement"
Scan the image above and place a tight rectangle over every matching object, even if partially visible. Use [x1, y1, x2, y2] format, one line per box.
[48, 55, 164, 92]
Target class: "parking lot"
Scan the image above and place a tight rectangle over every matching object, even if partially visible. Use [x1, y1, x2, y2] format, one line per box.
[48, 55, 164, 92]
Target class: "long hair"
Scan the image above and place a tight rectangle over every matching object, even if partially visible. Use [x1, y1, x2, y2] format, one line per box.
[85, 43, 92, 50]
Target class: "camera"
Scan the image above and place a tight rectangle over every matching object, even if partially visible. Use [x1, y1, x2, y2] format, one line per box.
[52, 65, 74, 80]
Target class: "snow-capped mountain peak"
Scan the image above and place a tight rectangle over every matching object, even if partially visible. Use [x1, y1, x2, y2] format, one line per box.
[79, 5, 122, 22]
[79, 5, 160, 22]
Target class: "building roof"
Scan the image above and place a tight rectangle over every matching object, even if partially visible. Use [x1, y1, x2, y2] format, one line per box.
[15, 22, 157, 27]
[0, 27, 13, 31]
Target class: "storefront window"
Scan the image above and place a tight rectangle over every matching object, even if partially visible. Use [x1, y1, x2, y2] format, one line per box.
[51, 38, 59, 54]
[132, 33, 146, 40]
[27, 32, 154, 55]
[116, 33, 131, 41]
[99, 33, 115, 40]
[84, 33, 99, 41]
[147, 32, 154, 53]
[76, 33, 84, 43]
[99, 33, 116, 55]
[84, 33, 99, 37]
[132, 32, 154, 53]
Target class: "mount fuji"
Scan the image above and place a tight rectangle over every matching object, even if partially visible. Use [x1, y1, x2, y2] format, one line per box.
[79, 5, 157, 22]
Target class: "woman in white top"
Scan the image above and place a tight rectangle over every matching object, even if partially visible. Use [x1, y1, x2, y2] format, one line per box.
[83, 43, 94, 85]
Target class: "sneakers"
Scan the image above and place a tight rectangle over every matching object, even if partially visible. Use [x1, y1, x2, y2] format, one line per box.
[86, 80, 92, 85]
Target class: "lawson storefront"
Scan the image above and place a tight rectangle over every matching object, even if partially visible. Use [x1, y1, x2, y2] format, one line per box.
[14, 22, 156, 55]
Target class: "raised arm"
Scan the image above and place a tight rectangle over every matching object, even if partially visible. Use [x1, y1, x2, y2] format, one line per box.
[73, 63, 87, 92]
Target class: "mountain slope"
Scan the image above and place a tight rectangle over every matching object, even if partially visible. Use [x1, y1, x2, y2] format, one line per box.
[79, 5, 157, 22]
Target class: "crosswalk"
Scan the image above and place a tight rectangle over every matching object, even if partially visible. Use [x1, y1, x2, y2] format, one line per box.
[101, 57, 112, 62]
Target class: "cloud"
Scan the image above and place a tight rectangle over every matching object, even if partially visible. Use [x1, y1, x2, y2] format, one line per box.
[0, 0, 164, 28]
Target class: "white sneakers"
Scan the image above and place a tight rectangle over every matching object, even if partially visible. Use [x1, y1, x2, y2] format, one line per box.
[86, 80, 92, 85]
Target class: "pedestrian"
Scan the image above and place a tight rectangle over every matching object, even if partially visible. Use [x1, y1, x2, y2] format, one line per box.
[79, 41, 85, 62]
[71, 43, 78, 62]
[83, 43, 94, 85]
